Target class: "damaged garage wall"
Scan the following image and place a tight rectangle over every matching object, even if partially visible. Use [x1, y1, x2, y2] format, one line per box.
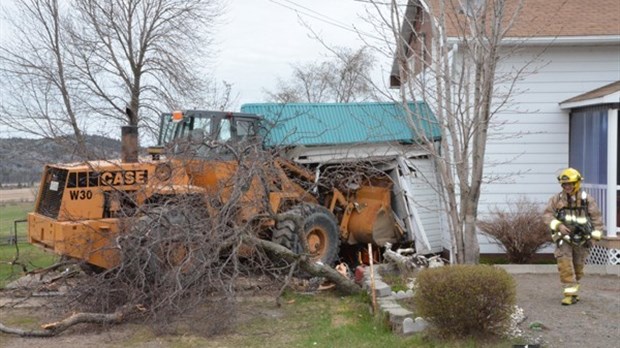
[240, 102, 445, 254]
[387, 156, 444, 254]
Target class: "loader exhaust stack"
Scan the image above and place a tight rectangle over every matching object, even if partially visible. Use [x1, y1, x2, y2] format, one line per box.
[121, 125, 138, 163]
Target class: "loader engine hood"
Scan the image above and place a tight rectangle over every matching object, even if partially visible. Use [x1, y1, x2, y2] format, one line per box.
[35, 158, 192, 220]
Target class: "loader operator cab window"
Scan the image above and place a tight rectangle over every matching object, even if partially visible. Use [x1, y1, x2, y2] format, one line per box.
[214, 117, 260, 159]
[160, 118, 178, 145]
[188, 118, 211, 146]
[218, 118, 232, 141]
[213, 116, 260, 146]
[193, 117, 212, 136]
[159, 111, 262, 158]
[161, 113, 211, 155]
[217, 118, 257, 142]
[236, 120, 255, 140]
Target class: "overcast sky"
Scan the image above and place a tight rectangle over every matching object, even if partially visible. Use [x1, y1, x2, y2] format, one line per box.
[215, 0, 392, 110]
[0, 0, 398, 138]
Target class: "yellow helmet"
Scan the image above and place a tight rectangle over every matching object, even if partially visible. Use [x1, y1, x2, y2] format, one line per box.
[557, 168, 582, 194]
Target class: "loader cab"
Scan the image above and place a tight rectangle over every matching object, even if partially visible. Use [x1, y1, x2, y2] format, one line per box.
[156, 110, 264, 158]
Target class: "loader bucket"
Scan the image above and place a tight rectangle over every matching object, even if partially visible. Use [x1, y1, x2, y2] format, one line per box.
[346, 185, 398, 246]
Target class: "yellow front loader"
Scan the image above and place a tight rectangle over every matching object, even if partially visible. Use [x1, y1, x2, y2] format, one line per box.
[28, 110, 403, 270]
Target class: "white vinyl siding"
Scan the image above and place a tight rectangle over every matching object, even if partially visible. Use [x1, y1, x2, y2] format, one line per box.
[475, 44, 620, 253]
[407, 157, 444, 253]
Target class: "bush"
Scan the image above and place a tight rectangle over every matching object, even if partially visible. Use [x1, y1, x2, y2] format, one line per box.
[413, 265, 516, 338]
[478, 196, 551, 263]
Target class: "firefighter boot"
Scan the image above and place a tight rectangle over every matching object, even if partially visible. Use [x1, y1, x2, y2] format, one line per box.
[573, 264, 585, 302]
[561, 295, 577, 305]
[562, 284, 580, 306]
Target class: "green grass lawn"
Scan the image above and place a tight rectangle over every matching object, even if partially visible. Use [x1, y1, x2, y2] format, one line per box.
[114, 291, 517, 348]
[0, 202, 32, 239]
[0, 202, 58, 288]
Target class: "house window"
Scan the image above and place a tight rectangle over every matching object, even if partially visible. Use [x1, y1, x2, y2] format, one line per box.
[569, 107, 608, 184]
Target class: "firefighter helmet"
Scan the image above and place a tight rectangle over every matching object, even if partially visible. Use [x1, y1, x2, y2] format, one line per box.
[557, 168, 582, 195]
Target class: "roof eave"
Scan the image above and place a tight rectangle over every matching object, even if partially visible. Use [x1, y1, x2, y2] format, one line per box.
[560, 91, 620, 109]
[446, 35, 620, 46]
[390, 0, 426, 88]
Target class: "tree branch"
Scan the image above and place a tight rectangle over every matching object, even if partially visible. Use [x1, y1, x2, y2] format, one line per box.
[0, 305, 139, 337]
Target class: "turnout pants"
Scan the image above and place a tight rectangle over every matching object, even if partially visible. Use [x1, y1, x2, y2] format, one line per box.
[554, 242, 590, 286]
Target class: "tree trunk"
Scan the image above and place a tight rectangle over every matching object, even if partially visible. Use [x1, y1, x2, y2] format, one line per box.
[246, 236, 361, 295]
[463, 207, 481, 264]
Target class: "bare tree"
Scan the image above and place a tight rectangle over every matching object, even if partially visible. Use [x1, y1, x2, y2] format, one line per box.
[265, 47, 375, 103]
[0, 0, 224, 152]
[0, 0, 89, 154]
[368, 0, 527, 263]
[265, 0, 537, 264]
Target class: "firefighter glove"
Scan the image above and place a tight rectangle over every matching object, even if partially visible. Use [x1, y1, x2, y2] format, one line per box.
[558, 224, 571, 235]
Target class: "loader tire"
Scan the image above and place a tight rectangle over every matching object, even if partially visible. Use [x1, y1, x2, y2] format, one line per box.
[120, 205, 205, 285]
[272, 204, 340, 266]
[79, 262, 106, 275]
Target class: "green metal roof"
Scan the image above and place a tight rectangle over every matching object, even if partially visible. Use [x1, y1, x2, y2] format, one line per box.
[240, 102, 440, 147]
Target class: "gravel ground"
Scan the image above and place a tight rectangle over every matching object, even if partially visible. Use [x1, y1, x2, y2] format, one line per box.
[512, 272, 620, 348]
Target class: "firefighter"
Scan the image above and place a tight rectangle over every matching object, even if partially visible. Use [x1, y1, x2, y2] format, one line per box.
[543, 168, 605, 305]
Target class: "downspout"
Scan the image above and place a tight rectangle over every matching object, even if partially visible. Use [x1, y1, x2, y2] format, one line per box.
[607, 108, 618, 236]
[448, 42, 459, 263]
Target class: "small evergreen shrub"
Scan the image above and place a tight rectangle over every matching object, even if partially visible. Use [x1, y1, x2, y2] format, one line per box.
[413, 265, 516, 338]
[478, 196, 551, 263]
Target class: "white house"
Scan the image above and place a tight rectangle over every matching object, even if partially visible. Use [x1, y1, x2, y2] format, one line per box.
[390, 0, 620, 262]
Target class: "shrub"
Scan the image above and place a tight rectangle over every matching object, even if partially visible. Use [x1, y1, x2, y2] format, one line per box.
[413, 265, 516, 338]
[477, 196, 551, 263]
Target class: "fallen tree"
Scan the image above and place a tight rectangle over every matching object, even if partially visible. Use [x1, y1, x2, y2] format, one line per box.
[0, 235, 361, 337]
[246, 236, 362, 295]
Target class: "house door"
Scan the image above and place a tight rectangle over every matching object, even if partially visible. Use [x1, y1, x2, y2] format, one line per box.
[569, 106, 618, 234]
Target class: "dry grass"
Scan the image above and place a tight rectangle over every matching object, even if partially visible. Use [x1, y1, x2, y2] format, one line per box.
[0, 188, 36, 203]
